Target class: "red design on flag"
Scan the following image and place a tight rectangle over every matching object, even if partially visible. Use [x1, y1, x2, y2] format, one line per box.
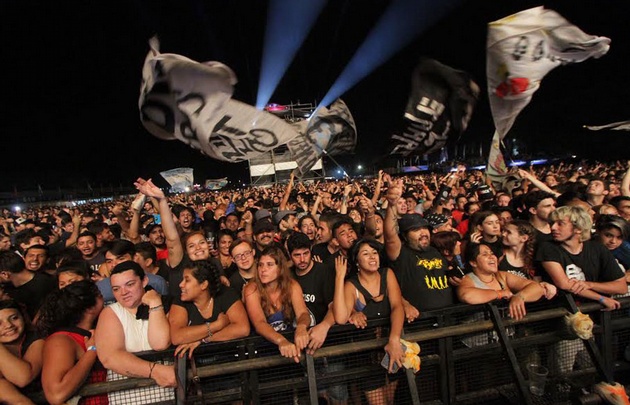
[495, 77, 530, 97]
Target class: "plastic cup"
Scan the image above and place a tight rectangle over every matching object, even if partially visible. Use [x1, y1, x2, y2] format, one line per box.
[526, 364, 548, 396]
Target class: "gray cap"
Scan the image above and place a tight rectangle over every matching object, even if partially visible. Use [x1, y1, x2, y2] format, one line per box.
[254, 209, 271, 222]
[273, 210, 296, 225]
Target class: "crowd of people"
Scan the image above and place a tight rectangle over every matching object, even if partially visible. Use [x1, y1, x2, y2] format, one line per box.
[0, 158, 629, 404]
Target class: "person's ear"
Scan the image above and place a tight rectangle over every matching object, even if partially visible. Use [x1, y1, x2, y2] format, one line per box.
[142, 276, 149, 288]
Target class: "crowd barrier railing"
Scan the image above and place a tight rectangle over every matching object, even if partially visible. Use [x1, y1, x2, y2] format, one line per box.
[28, 294, 630, 405]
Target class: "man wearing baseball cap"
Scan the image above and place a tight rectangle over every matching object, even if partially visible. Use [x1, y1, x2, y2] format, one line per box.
[384, 179, 453, 323]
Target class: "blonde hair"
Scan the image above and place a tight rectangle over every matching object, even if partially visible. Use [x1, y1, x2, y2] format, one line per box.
[550, 206, 592, 242]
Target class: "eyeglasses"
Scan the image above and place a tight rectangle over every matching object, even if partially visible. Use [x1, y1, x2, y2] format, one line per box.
[233, 250, 254, 261]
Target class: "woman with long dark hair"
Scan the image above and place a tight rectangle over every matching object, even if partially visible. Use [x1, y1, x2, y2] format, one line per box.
[333, 239, 405, 405]
[0, 300, 44, 405]
[244, 246, 310, 363]
[38, 280, 106, 405]
[169, 260, 250, 358]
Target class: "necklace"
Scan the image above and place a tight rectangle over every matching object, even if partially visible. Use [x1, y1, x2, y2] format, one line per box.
[478, 274, 495, 284]
[195, 297, 213, 314]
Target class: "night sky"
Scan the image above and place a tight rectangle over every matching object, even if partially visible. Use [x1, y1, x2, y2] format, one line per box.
[3, 0, 630, 192]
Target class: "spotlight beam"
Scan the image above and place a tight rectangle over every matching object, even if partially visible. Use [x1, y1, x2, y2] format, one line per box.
[318, 0, 462, 110]
[256, 0, 326, 109]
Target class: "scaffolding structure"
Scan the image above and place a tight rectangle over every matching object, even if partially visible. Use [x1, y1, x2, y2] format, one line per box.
[248, 101, 326, 185]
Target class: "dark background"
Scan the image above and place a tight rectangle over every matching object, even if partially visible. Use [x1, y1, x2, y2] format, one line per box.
[2, 0, 629, 192]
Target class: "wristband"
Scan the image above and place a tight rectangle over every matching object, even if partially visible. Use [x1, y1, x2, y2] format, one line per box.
[496, 290, 502, 300]
[149, 305, 164, 313]
[148, 362, 157, 379]
[598, 296, 605, 304]
[206, 322, 213, 339]
[87, 345, 97, 352]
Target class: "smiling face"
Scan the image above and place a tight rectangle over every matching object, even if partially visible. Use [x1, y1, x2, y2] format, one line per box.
[356, 243, 380, 273]
[0, 308, 25, 344]
[231, 242, 255, 271]
[471, 244, 498, 274]
[225, 215, 240, 232]
[148, 226, 165, 247]
[179, 268, 208, 302]
[77, 235, 96, 258]
[218, 234, 234, 256]
[406, 227, 431, 251]
[185, 233, 210, 261]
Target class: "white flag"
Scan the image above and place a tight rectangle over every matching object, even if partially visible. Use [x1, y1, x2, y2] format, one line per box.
[584, 120, 630, 131]
[205, 178, 228, 190]
[139, 37, 300, 162]
[486, 6, 610, 185]
[160, 167, 194, 192]
[287, 99, 357, 176]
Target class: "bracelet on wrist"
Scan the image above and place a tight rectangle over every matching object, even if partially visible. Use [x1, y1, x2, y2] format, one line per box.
[598, 296, 605, 304]
[149, 305, 164, 313]
[148, 362, 157, 379]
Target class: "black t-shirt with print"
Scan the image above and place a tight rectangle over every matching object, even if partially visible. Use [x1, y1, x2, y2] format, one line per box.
[536, 240, 624, 283]
[292, 261, 334, 325]
[392, 245, 453, 312]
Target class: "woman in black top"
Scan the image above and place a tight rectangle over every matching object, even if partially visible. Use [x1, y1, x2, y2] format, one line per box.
[333, 239, 404, 405]
[169, 260, 249, 358]
[0, 300, 44, 405]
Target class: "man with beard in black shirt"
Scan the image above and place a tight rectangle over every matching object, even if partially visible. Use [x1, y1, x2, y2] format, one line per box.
[287, 232, 348, 403]
[384, 178, 453, 323]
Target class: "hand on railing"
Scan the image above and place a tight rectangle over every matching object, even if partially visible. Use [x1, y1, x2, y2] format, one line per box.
[348, 312, 367, 329]
[174, 341, 201, 359]
[402, 300, 420, 323]
[278, 339, 301, 363]
[306, 323, 329, 355]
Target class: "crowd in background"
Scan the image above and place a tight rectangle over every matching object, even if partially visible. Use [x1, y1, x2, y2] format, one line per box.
[0, 158, 629, 404]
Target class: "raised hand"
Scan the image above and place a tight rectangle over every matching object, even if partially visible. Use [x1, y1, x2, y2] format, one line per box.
[134, 178, 165, 200]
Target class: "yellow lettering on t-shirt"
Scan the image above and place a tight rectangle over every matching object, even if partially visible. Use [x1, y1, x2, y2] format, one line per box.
[416, 258, 444, 271]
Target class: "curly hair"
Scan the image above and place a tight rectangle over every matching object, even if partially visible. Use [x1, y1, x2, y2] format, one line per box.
[256, 246, 294, 323]
[184, 260, 222, 300]
[505, 220, 537, 277]
[37, 280, 101, 337]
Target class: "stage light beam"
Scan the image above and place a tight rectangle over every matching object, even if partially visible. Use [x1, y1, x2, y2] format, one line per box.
[256, 0, 326, 110]
[318, 0, 462, 110]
